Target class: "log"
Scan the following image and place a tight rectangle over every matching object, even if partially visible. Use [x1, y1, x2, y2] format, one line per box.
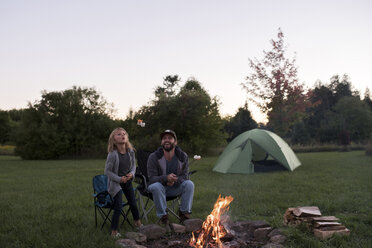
[314, 228, 350, 239]
[284, 208, 295, 216]
[283, 208, 295, 222]
[313, 221, 342, 228]
[301, 217, 315, 223]
[318, 225, 346, 231]
[293, 206, 321, 217]
[283, 206, 350, 239]
[312, 216, 339, 222]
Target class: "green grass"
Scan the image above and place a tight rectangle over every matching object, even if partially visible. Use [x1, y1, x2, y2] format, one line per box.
[0, 151, 371, 247]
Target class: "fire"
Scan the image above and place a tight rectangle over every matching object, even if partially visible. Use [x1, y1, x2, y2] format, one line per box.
[189, 195, 234, 248]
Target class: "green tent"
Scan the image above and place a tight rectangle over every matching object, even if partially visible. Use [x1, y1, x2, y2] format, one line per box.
[213, 129, 301, 174]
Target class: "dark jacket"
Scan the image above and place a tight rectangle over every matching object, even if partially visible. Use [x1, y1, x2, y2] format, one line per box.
[147, 146, 189, 186]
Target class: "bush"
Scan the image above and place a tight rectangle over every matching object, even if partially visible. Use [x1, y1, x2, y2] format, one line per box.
[292, 143, 365, 153]
[15, 87, 117, 159]
[366, 137, 372, 156]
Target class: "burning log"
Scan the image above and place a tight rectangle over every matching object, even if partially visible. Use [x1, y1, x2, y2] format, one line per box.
[189, 195, 234, 248]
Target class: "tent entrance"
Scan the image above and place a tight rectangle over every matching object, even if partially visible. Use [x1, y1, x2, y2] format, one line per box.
[253, 160, 286, 173]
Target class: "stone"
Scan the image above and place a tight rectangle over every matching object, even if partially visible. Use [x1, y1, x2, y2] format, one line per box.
[254, 227, 272, 242]
[125, 232, 147, 243]
[268, 228, 282, 238]
[183, 218, 203, 232]
[221, 240, 243, 248]
[171, 223, 186, 233]
[262, 243, 284, 248]
[139, 224, 166, 240]
[229, 220, 254, 233]
[115, 238, 147, 248]
[270, 234, 286, 244]
[168, 240, 183, 246]
[248, 220, 271, 230]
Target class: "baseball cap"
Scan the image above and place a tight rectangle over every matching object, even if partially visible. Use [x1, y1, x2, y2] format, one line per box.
[160, 129, 177, 140]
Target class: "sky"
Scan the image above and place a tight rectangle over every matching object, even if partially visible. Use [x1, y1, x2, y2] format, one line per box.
[1, 0, 371, 123]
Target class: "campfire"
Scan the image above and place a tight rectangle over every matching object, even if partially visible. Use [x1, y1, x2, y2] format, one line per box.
[189, 195, 234, 248]
[118, 193, 285, 248]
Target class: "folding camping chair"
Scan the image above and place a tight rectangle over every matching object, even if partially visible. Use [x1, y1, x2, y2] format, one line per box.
[134, 150, 197, 222]
[92, 174, 132, 229]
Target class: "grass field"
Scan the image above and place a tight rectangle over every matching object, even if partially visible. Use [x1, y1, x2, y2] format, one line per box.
[0, 151, 371, 248]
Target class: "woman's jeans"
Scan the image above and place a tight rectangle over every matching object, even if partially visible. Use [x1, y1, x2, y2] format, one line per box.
[111, 181, 139, 231]
[148, 180, 194, 218]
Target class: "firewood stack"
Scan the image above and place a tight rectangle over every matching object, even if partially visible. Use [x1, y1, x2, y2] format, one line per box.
[283, 206, 350, 239]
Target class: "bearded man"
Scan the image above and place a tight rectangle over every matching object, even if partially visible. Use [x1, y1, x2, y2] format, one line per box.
[147, 130, 194, 224]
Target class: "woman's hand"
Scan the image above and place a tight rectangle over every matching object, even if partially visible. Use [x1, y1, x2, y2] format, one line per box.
[120, 176, 128, 183]
[126, 173, 133, 180]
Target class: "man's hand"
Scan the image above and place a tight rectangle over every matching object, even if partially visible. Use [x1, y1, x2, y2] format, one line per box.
[167, 173, 178, 186]
[126, 173, 133, 180]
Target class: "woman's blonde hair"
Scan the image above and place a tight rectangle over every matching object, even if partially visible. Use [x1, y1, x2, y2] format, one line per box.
[107, 127, 134, 153]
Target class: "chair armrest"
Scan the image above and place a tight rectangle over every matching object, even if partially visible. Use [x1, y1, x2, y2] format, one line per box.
[135, 174, 149, 189]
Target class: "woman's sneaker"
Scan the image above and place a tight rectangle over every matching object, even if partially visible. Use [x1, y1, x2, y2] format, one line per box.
[111, 232, 122, 238]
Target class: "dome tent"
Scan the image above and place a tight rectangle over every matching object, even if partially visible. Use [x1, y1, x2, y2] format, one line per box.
[213, 129, 301, 174]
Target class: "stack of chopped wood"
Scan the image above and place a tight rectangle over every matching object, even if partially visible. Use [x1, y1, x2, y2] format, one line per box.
[283, 206, 350, 239]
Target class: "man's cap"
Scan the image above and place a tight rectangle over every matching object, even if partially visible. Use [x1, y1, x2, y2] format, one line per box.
[160, 129, 177, 140]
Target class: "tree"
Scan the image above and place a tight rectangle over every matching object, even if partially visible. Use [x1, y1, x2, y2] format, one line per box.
[291, 122, 310, 145]
[224, 102, 257, 141]
[304, 81, 335, 143]
[174, 78, 226, 153]
[0, 110, 11, 144]
[242, 28, 311, 136]
[15, 86, 117, 159]
[363, 87, 372, 111]
[154, 75, 181, 97]
[125, 76, 226, 153]
[329, 74, 356, 102]
[305, 75, 359, 143]
[333, 96, 372, 143]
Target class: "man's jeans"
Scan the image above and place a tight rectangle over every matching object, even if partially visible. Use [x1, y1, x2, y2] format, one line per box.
[148, 180, 194, 218]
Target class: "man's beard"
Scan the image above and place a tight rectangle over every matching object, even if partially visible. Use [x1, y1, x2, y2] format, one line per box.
[162, 142, 175, 152]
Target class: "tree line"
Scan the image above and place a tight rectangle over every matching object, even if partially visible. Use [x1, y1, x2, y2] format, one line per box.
[1, 30, 372, 159]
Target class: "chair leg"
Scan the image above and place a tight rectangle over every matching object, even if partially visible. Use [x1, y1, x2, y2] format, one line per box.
[167, 197, 181, 220]
[97, 207, 112, 230]
[95, 205, 98, 227]
[142, 197, 155, 222]
[137, 194, 149, 222]
[167, 207, 180, 220]
[101, 209, 112, 230]
[120, 206, 133, 228]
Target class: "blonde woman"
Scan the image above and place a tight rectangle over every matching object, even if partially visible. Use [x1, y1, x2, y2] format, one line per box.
[104, 127, 141, 237]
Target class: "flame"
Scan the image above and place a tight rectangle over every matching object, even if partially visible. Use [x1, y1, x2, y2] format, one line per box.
[189, 195, 234, 248]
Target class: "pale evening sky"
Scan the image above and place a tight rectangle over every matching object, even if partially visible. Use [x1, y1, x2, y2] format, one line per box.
[0, 0, 371, 123]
